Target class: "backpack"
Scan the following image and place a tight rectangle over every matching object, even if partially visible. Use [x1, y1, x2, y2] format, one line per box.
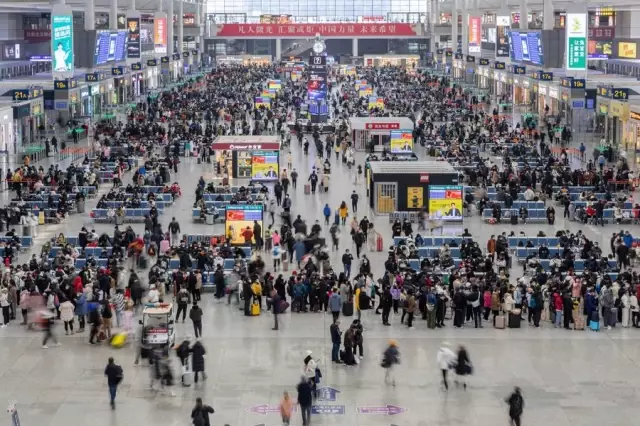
[528, 296, 536, 309]
[179, 291, 190, 304]
[192, 409, 205, 426]
[115, 365, 123, 384]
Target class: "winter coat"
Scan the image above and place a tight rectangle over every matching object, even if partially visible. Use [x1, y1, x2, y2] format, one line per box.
[329, 293, 342, 312]
[74, 293, 87, 316]
[190, 341, 206, 372]
[60, 300, 75, 322]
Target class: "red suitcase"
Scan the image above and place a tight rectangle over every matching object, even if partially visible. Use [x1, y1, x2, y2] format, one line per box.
[376, 234, 383, 252]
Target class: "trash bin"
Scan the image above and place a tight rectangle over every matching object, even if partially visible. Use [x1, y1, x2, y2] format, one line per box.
[205, 213, 214, 225]
[115, 215, 124, 226]
[77, 199, 85, 214]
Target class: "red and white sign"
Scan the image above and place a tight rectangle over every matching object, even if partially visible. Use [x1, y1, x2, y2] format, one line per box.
[215, 23, 417, 38]
[365, 123, 400, 130]
[24, 29, 51, 42]
[212, 142, 281, 150]
[420, 174, 430, 183]
[468, 17, 482, 53]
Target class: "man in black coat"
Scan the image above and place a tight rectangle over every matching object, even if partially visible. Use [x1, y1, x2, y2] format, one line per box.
[296, 376, 313, 426]
[330, 320, 342, 363]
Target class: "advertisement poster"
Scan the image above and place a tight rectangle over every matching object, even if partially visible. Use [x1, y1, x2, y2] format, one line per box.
[428, 185, 463, 221]
[407, 187, 424, 209]
[358, 85, 373, 97]
[368, 97, 384, 110]
[251, 152, 279, 180]
[566, 13, 587, 70]
[154, 14, 167, 54]
[390, 130, 413, 153]
[468, 16, 481, 53]
[291, 70, 302, 81]
[618, 42, 637, 59]
[495, 15, 510, 57]
[254, 97, 271, 109]
[225, 205, 263, 244]
[126, 17, 141, 58]
[267, 79, 282, 90]
[588, 40, 612, 59]
[51, 8, 74, 79]
[261, 89, 276, 99]
[355, 79, 367, 90]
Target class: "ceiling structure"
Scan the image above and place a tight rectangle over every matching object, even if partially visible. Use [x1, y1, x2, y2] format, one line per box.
[0, 0, 202, 14]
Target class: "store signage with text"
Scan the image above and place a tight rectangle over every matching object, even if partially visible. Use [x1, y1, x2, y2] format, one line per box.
[629, 111, 640, 121]
[479, 58, 489, 66]
[419, 174, 429, 183]
[24, 29, 51, 41]
[566, 13, 587, 70]
[468, 16, 482, 53]
[365, 123, 400, 130]
[214, 142, 281, 150]
[618, 42, 637, 59]
[214, 23, 418, 37]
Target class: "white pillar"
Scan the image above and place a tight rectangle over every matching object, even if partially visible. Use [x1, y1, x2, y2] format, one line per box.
[177, 0, 184, 54]
[109, 0, 118, 30]
[352, 38, 358, 56]
[452, 0, 459, 51]
[520, 0, 529, 30]
[168, 0, 174, 56]
[84, 0, 95, 31]
[461, 1, 469, 55]
[275, 38, 282, 59]
[543, 0, 554, 30]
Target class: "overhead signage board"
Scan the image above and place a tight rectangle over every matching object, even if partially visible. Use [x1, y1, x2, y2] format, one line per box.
[126, 17, 141, 58]
[566, 13, 587, 70]
[468, 16, 481, 53]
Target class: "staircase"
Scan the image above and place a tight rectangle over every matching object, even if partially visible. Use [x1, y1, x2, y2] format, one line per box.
[282, 39, 315, 58]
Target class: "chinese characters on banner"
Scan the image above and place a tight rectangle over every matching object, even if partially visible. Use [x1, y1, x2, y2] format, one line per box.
[468, 17, 481, 53]
[51, 5, 74, 80]
[588, 27, 614, 40]
[24, 29, 51, 41]
[566, 13, 587, 71]
[154, 13, 167, 54]
[215, 23, 417, 37]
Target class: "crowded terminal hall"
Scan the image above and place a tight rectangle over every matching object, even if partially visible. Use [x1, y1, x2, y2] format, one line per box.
[1, 3, 639, 425]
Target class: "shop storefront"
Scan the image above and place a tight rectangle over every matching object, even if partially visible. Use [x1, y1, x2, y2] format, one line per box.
[80, 87, 91, 117]
[511, 66, 527, 106]
[0, 106, 15, 154]
[464, 56, 476, 85]
[557, 77, 586, 130]
[363, 54, 419, 69]
[160, 56, 172, 86]
[627, 108, 640, 165]
[146, 59, 160, 90]
[183, 52, 192, 75]
[29, 94, 44, 134]
[477, 59, 490, 89]
[610, 100, 630, 152]
[172, 53, 182, 80]
[13, 102, 31, 146]
[452, 54, 464, 80]
[131, 72, 144, 98]
[349, 117, 415, 151]
[211, 136, 281, 181]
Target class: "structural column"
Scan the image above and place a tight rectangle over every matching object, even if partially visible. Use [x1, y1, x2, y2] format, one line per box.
[543, 0, 554, 30]
[177, 0, 184, 54]
[167, 0, 174, 56]
[275, 38, 282, 59]
[109, 0, 117, 30]
[520, 0, 528, 30]
[461, 0, 469, 55]
[84, 0, 95, 31]
[352, 38, 358, 57]
[452, 0, 459, 51]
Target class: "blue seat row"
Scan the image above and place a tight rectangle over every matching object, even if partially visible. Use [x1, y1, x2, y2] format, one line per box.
[482, 209, 547, 221]
[571, 209, 637, 222]
[0, 236, 33, 247]
[202, 194, 258, 202]
[393, 236, 472, 247]
[192, 202, 256, 219]
[516, 255, 618, 272]
[407, 258, 463, 271]
[485, 199, 546, 209]
[40, 185, 97, 195]
[185, 234, 226, 245]
[102, 200, 170, 210]
[48, 246, 114, 258]
[487, 185, 595, 194]
[418, 247, 460, 258]
[507, 237, 560, 247]
[572, 201, 633, 209]
[90, 208, 164, 220]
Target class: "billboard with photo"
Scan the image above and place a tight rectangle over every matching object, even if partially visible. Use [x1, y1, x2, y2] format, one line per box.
[428, 185, 463, 222]
[389, 130, 413, 153]
[251, 151, 279, 181]
[225, 205, 263, 245]
[51, 7, 74, 79]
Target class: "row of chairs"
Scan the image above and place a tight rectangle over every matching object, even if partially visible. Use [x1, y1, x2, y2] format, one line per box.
[570, 209, 638, 223]
[185, 234, 226, 245]
[100, 200, 171, 210]
[485, 200, 546, 210]
[393, 236, 472, 247]
[90, 208, 165, 221]
[487, 185, 595, 194]
[507, 237, 560, 247]
[37, 186, 98, 197]
[202, 193, 259, 202]
[572, 201, 633, 209]
[482, 209, 548, 222]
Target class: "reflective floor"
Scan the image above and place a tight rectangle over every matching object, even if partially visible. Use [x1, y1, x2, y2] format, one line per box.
[2, 108, 640, 426]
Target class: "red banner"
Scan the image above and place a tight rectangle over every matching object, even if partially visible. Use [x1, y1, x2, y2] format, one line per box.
[215, 23, 417, 38]
[365, 123, 400, 130]
[468, 17, 481, 53]
[24, 29, 51, 42]
[212, 142, 281, 150]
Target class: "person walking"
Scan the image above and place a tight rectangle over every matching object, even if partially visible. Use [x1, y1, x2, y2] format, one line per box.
[381, 339, 400, 386]
[190, 339, 207, 384]
[329, 288, 342, 323]
[176, 286, 191, 322]
[330, 320, 342, 363]
[190, 302, 203, 338]
[505, 387, 525, 426]
[454, 345, 472, 390]
[271, 289, 282, 330]
[436, 342, 456, 391]
[169, 217, 181, 246]
[104, 357, 123, 410]
[342, 249, 353, 279]
[41, 311, 60, 348]
[296, 375, 313, 426]
[280, 391, 293, 426]
[191, 397, 215, 426]
[59, 298, 75, 335]
[350, 190, 359, 213]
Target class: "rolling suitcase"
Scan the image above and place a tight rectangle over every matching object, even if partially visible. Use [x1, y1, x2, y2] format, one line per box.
[376, 234, 384, 252]
[510, 215, 518, 225]
[495, 313, 506, 329]
[304, 184, 311, 195]
[181, 365, 193, 387]
[282, 257, 289, 272]
[574, 316, 585, 330]
[160, 239, 170, 253]
[342, 301, 353, 316]
[426, 306, 436, 329]
[508, 310, 521, 328]
[138, 256, 148, 269]
[251, 302, 260, 316]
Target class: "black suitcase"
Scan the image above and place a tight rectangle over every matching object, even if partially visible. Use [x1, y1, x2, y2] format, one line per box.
[510, 215, 518, 225]
[508, 311, 521, 328]
[138, 256, 148, 269]
[342, 301, 353, 316]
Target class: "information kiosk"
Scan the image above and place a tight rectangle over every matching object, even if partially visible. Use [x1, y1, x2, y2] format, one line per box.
[350, 117, 415, 151]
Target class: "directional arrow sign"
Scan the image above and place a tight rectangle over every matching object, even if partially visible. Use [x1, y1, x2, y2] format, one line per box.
[246, 405, 281, 415]
[357, 405, 407, 415]
[311, 404, 345, 415]
[316, 386, 341, 402]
